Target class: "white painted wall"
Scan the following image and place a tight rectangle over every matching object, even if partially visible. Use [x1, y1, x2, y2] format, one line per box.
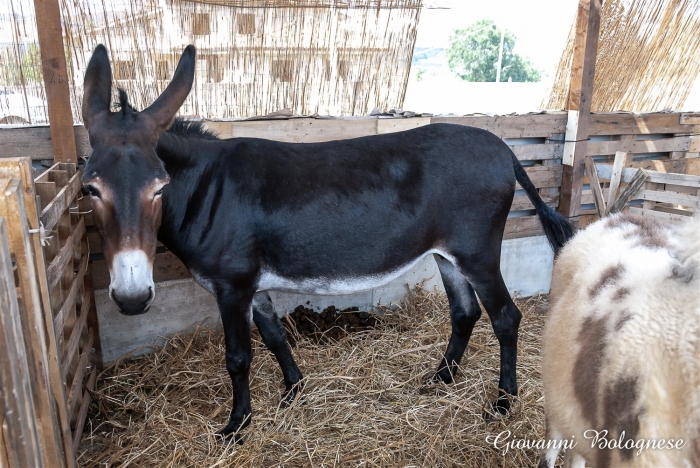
[95, 235, 554, 363]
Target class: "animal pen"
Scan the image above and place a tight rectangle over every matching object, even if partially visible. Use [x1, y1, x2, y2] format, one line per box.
[1, 0, 700, 466]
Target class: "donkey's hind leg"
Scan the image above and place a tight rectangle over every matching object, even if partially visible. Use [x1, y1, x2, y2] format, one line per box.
[432, 254, 482, 384]
[252, 292, 303, 404]
[458, 256, 522, 415]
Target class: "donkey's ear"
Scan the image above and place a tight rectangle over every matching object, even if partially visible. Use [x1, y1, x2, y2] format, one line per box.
[82, 44, 112, 132]
[142, 45, 195, 135]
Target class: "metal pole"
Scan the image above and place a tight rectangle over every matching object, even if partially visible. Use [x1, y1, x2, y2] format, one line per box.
[496, 28, 504, 82]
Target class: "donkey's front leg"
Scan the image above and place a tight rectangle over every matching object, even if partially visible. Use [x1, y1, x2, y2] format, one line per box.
[252, 292, 303, 405]
[215, 286, 255, 441]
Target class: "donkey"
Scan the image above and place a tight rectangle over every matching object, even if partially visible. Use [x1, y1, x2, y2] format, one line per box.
[82, 44, 574, 441]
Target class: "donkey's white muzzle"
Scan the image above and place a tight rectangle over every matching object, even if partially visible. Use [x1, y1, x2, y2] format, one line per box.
[109, 250, 155, 315]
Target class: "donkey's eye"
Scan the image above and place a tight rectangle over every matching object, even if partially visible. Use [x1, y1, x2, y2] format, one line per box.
[154, 187, 164, 197]
[82, 185, 101, 198]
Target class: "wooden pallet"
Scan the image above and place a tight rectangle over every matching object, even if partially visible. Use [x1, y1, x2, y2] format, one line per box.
[593, 158, 699, 223]
[0, 157, 101, 467]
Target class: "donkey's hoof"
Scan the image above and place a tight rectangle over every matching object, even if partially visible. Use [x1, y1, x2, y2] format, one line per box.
[483, 393, 515, 421]
[280, 381, 305, 407]
[215, 415, 251, 444]
[433, 368, 456, 385]
[422, 366, 455, 388]
[215, 431, 243, 445]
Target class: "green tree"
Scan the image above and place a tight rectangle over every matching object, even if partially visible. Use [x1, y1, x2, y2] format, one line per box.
[447, 19, 541, 82]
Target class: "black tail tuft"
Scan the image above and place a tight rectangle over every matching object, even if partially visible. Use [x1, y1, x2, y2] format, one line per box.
[535, 203, 576, 254]
[511, 153, 575, 254]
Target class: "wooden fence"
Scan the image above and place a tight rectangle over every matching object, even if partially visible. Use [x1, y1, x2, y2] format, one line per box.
[593, 161, 700, 223]
[0, 158, 100, 467]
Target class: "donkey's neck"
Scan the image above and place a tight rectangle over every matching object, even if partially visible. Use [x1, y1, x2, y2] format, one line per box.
[154, 131, 224, 264]
[155, 131, 192, 166]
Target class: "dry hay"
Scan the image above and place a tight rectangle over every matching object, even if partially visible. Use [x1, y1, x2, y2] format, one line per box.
[78, 289, 550, 467]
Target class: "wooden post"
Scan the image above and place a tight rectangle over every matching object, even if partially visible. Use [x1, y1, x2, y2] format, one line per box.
[33, 0, 77, 164]
[558, 0, 603, 225]
[606, 151, 627, 209]
[584, 156, 606, 218]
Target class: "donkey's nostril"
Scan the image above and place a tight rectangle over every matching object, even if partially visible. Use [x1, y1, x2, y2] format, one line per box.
[112, 287, 154, 316]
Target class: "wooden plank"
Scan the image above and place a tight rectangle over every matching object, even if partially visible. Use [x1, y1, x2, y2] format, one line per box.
[608, 169, 649, 214]
[376, 117, 431, 134]
[606, 152, 626, 209]
[664, 183, 700, 195]
[628, 206, 690, 223]
[515, 165, 563, 190]
[689, 136, 700, 153]
[594, 164, 699, 187]
[586, 136, 691, 155]
[503, 216, 544, 239]
[65, 292, 90, 420]
[430, 113, 567, 138]
[0, 218, 45, 468]
[71, 361, 96, 454]
[627, 158, 687, 174]
[39, 171, 81, 233]
[653, 205, 696, 216]
[32, 0, 77, 163]
[0, 126, 90, 161]
[61, 288, 90, 381]
[589, 112, 700, 135]
[581, 187, 611, 205]
[637, 189, 699, 207]
[509, 143, 563, 161]
[647, 171, 700, 186]
[0, 178, 68, 468]
[558, 0, 602, 223]
[53, 254, 88, 338]
[47, 218, 85, 291]
[680, 113, 700, 125]
[225, 118, 378, 142]
[687, 159, 700, 176]
[510, 193, 558, 211]
[584, 156, 606, 217]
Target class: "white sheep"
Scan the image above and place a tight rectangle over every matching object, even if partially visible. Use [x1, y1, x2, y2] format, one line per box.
[539, 213, 700, 468]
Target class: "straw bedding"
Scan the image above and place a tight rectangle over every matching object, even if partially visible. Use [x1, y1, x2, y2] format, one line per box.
[78, 288, 550, 467]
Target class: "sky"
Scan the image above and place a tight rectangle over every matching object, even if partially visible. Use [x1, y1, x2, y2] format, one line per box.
[415, 0, 580, 79]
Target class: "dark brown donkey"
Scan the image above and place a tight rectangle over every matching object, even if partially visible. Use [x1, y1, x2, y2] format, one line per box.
[82, 44, 574, 442]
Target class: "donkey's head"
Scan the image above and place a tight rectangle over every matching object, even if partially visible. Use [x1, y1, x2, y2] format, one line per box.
[82, 45, 195, 315]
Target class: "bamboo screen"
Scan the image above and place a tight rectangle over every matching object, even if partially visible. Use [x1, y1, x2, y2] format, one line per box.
[543, 0, 700, 112]
[0, 0, 421, 124]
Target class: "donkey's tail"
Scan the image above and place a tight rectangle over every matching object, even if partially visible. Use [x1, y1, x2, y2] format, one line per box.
[511, 153, 575, 254]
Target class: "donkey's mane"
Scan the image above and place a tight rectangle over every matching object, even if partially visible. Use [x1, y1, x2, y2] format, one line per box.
[116, 88, 138, 116]
[115, 89, 219, 141]
[166, 118, 220, 140]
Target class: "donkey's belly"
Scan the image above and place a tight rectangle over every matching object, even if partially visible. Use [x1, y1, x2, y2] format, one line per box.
[257, 248, 456, 295]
